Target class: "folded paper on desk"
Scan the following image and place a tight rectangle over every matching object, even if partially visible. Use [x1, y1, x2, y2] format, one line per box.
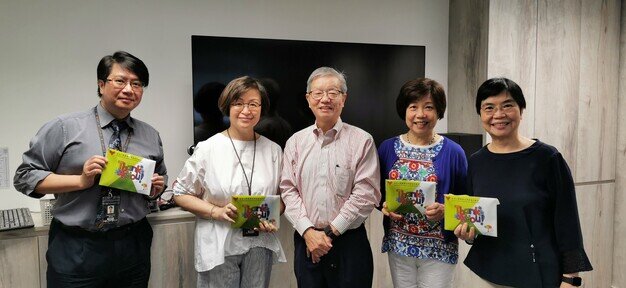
[231, 195, 280, 229]
[99, 149, 155, 195]
[444, 194, 499, 237]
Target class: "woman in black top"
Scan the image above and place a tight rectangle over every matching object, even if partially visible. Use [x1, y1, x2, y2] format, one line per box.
[455, 78, 593, 288]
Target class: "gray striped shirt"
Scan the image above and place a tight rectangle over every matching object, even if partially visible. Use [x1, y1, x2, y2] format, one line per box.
[14, 104, 167, 229]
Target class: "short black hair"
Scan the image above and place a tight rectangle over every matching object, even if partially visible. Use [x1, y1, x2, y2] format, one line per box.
[97, 51, 149, 96]
[396, 78, 447, 120]
[475, 78, 526, 114]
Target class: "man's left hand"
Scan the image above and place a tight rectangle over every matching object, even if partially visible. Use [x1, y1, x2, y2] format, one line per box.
[150, 174, 165, 197]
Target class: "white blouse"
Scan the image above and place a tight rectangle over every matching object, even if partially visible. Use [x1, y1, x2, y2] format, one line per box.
[173, 133, 286, 272]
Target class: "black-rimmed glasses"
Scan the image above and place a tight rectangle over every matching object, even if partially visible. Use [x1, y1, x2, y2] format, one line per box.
[107, 78, 144, 90]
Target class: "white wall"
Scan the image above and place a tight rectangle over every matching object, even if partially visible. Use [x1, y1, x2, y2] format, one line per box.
[0, 0, 449, 210]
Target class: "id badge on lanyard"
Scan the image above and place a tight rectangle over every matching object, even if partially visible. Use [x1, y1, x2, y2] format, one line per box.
[101, 188, 121, 226]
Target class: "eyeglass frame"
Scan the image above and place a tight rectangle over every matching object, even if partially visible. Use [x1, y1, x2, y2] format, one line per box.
[480, 101, 518, 115]
[231, 101, 262, 111]
[307, 89, 345, 100]
[106, 78, 144, 90]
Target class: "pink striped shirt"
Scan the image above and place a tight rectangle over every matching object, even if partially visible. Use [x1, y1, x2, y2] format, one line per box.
[280, 119, 381, 235]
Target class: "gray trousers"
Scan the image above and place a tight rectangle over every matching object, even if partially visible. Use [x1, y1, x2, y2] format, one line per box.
[197, 247, 273, 288]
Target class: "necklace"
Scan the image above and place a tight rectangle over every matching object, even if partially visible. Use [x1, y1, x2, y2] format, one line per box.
[406, 133, 436, 146]
[226, 128, 257, 195]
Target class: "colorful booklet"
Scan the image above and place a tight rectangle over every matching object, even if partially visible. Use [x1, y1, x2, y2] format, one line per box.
[231, 195, 281, 229]
[99, 149, 155, 195]
[444, 194, 500, 237]
[385, 180, 436, 215]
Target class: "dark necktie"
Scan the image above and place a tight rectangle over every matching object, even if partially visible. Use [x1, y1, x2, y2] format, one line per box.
[94, 120, 128, 230]
[109, 120, 128, 150]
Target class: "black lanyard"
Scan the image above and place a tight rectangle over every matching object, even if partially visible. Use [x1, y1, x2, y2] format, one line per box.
[227, 129, 256, 195]
[94, 106, 132, 155]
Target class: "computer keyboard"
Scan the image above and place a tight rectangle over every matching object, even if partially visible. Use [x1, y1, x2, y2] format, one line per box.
[0, 208, 35, 231]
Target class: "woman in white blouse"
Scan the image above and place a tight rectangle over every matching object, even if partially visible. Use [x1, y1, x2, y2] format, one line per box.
[173, 76, 285, 288]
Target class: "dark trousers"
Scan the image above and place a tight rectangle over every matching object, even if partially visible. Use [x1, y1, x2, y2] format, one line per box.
[293, 225, 374, 288]
[46, 218, 153, 288]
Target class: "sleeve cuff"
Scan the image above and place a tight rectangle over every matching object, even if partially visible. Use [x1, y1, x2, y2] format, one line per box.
[20, 170, 52, 198]
[562, 248, 593, 273]
[331, 214, 351, 235]
[295, 218, 315, 236]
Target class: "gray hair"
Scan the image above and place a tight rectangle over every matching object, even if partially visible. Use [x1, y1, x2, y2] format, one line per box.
[306, 67, 347, 93]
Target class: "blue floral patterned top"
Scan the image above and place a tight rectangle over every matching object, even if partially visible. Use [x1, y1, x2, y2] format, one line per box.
[378, 135, 468, 264]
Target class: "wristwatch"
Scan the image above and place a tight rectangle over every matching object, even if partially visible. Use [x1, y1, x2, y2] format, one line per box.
[324, 226, 338, 240]
[561, 276, 582, 286]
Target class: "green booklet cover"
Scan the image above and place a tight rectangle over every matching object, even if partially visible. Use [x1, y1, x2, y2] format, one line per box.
[231, 195, 281, 229]
[443, 194, 499, 237]
[385, 180, 436, 215]
[99, 149, 156, 195]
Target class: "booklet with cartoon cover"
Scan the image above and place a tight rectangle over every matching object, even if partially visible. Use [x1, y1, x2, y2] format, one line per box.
[385, 179, 437, 215]
[231, 195, 281, 229]
[99, 149, 155, 195]
[443, 194, 500, 237]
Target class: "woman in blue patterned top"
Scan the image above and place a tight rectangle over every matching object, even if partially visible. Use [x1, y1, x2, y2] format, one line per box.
[378, 78, 467, 288]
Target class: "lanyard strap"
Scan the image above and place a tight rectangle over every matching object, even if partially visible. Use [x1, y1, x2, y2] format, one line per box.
[226, 129, 256, 195]
[94, 106, 132, 155]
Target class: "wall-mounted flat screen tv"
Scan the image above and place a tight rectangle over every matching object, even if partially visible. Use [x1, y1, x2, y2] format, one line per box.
[192, 35, 425, 148]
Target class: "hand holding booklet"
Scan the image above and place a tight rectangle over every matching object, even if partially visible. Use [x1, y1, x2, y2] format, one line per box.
[99, 149, 156, 195]
[231, 195, 281, 229]
[385, 180, 437, 215]
[443, 194, 499, 237]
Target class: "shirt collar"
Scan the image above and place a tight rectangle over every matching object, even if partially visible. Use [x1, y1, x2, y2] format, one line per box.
[312, 118, 343, 139]
[96, 104, 134, 130]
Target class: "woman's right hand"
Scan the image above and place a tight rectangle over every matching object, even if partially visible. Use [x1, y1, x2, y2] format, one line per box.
[454, 222, 477, 242]
[381, 202, 403, 221]
[211, 203, 238, 223]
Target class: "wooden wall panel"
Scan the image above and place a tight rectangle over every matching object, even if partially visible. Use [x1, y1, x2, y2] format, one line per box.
[487, 0, 537, 138]
[149, 221, 196, 288]
[38, 235, 48, 288]
[368, 210, 393, 288]
[447, 0, 489, 135]
[269, 216, 297, 288]
[575, 0, 620, 182]
[576, 184, 614, 288]
[534, 0, 581, 170]
[0, 237, 40, 288]
[612, 0, 626, 286]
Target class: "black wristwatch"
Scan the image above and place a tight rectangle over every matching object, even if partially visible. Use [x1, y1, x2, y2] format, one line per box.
[324, 226, 338, 240]
[561, 276, 582, 286]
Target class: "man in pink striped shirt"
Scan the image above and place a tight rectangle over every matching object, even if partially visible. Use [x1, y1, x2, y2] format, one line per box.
[280, 67, 381, 288]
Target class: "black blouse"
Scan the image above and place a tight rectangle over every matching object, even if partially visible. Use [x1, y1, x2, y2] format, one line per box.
[464, 140, 592, 288]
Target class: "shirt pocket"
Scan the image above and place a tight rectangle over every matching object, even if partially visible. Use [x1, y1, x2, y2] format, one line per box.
[334, 166, 353, 198]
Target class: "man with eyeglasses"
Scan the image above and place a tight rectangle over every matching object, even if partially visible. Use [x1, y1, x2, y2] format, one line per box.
[14, 51, 167, 288]
[281, 67, 381, 287]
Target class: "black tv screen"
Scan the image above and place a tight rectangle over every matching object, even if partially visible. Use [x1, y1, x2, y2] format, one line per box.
[191, 35, 425, 147]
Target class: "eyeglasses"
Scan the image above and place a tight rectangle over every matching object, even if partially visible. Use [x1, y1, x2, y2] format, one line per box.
[107, 78, 144, 90]
[480, 102, 517, 115]
[307, 89, 344, 100]
[231, 102, 261, 111]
